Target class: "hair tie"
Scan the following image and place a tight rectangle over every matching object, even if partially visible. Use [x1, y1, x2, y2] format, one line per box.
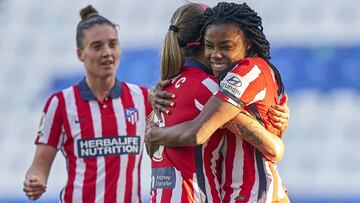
[169, 25, 179, 33]
[198, 3, 209, 11]
[185, 36, 203, 49]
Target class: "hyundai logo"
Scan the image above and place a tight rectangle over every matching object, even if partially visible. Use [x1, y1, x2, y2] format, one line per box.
[226, 76, 242, 87]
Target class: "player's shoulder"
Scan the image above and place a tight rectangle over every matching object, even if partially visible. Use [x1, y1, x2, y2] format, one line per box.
[122, 81, 149, 98]
[231, 57, 269, 75]
[182, 66, 216, 82]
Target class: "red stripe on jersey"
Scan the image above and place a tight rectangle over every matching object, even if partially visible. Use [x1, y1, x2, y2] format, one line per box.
[100, 92, 120, 203]
[203, 130, 223, 203]
[161, 189, 173, 203]
[238, 141, 256, 202]
[122, 83, 137, 203]
[138, 86, 149, 203]
[140, 87, 152, 117]
[223, 132, 236, 203]
[73, 87, 97, 203]
[43, 94, 56, 112]
[44, 94, 63, 148]
[58, 91, 76, 203]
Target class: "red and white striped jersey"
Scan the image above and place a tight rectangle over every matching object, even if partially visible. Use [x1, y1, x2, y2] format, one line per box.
[216, 57, 288, 203]
[151, 60, 224, 203]
[35, 79, 152, 203]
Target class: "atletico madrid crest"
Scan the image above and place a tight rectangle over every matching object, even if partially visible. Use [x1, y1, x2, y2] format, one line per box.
[125, 108, 139, 125]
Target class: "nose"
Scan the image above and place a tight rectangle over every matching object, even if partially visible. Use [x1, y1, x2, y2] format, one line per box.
[102, 45, 112, 57]
[210, 49, 223, 60]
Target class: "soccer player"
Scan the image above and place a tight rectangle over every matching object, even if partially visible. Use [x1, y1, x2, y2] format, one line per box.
[146, 2, 290, 203]
[23, 5, 151, 202]
[149, 4, 224, 202]
[147, 2, 290, 203]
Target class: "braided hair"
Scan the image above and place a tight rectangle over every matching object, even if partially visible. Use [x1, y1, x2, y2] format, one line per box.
[199, 2, 284, 95]
[76, 5, 117, 49]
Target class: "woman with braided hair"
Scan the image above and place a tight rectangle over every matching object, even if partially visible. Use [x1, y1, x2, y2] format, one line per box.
[146, 2, 290, 202]
[23, 5, 152, 202]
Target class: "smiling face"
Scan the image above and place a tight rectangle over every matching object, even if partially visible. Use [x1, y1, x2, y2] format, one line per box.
[204, 23, 249, 76]
[77, 24, 120, 81]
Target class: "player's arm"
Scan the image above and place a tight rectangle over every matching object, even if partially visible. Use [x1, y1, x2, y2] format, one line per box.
[23, 144, 57, 200]
[146, 95, 285, 162]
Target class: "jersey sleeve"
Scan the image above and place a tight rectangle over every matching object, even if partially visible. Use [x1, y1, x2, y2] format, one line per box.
[194, 77, 219, 110]
[216, 59, 266, 108]
[35, 93, 64, 149]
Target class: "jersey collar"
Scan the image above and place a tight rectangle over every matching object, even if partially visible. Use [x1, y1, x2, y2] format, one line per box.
[78, 78, 122, 100]
[183, 59, 213, 75]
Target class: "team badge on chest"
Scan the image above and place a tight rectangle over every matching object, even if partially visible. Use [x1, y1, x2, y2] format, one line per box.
[125, 108, 139, 125]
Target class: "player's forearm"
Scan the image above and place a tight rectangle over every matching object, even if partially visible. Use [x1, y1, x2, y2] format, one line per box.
[150, 120, 198, 146]
[26, 144, 57, 183]
[226, 113, 285, 162]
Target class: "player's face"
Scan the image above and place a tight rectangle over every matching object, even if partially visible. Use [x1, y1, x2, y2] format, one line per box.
[77, 24, 120, 80]
[204, 23, 248, 76]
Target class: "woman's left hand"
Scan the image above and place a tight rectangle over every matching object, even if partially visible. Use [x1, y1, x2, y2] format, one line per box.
[267, 94, 290, 138]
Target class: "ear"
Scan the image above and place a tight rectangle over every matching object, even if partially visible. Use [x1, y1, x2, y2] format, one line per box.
[77, 48, 84, 62]
[245, 41, 252, 51]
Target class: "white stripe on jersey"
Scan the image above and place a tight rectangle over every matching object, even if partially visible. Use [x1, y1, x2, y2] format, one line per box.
[264, 161, 273, 203]
[113, 97, 127, 202]
[202, 78, 219, 95]
[127, 83, 146, 202]
[170, 170, 183, 203]
[63, 87, 85, 203]
[229, 137, 245, 202]
[89, 100, 106, 202]
[192, 173, 201, 203]
[203, 140, 223, 202]
[248, 88, 266, 105]
[194, 99, 204, 111]
[195, 77, 219, 111]
[275, 164, 287, 200]
[39, 96, 59, 144]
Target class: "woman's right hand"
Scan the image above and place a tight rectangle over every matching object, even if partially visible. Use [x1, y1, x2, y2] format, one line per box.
[23, 174, 46, 200]
[149, 80, 175, 121]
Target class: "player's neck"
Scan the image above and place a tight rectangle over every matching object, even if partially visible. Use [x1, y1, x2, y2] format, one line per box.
[85, 76, 115, 101]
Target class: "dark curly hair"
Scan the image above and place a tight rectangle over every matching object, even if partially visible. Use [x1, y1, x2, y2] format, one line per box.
[199, 2, 284, 95]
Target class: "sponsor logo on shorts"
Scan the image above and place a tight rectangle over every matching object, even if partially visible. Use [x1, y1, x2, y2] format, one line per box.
[151, 167, 176, 189]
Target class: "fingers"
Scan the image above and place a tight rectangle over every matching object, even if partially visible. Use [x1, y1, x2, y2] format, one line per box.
[268, 106, 288, 120]
[23, 177, 46, 201]
[155, 91, 175, 100]
[279, 93, 288, 105]
[155, 79, 170, 90]
[155, 98, 175, 107]
[154, 104, 170, 115]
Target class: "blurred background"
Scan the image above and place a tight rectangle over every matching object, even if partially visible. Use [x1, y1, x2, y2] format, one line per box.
[0, 0, 359, 202]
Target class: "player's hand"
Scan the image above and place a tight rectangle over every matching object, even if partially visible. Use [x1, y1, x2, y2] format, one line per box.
[149, 80, 175, 121]
[23, 175, 46, 201]
[145, 121, 160, 158]
[268, 94, 290, 138]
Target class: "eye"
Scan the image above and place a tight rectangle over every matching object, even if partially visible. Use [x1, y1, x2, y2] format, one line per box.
[91, 43, 102, 50]
[109, 41, 118, 48]
[221, 44, 233, 50]
[205, 43, 214, 49]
